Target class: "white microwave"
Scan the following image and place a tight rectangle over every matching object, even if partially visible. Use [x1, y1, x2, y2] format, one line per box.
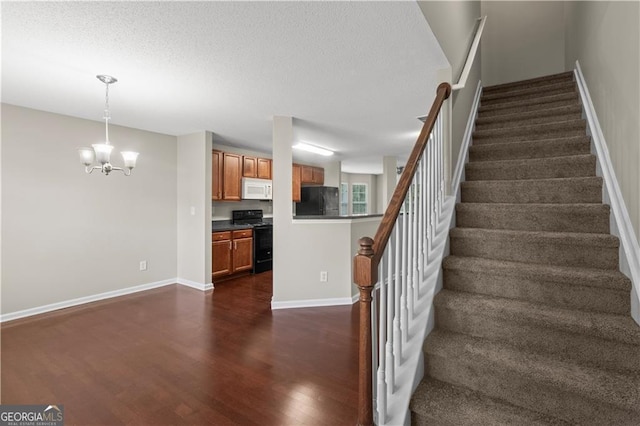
[242, 177, 273, 200]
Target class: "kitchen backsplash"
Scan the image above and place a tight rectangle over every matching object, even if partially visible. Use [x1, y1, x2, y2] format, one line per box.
[212, 199, 273, 220]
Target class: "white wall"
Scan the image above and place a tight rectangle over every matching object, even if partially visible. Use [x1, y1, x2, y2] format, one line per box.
[564, 1, 640, 242]
[177, 131, 212, 286]
[418, 1, 481, 182]
[273, 116, 356, 304]
[480, 1, 565, 87]
[1, 104, 178, 314]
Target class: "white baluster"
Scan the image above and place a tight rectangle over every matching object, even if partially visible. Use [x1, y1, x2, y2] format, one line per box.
[393, 221, 402, 364]
[371, 279, 378, 419]
[411, 175, 419, 314]
[386, 241, 395, 393]
[377, 256, 386, 424]
[438, 113, 444, 215]
[400, 200, 408, 343]
[417, 161, 424, 299]
[406, 184, 414, 318]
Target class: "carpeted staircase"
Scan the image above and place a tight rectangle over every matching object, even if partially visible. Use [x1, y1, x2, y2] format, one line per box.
[410, 72, 640, 425]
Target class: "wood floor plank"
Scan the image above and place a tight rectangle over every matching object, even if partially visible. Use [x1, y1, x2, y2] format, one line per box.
[1, 271, 359, 425]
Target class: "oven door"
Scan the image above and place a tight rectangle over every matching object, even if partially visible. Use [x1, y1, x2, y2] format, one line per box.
[252, 225, 273, 274]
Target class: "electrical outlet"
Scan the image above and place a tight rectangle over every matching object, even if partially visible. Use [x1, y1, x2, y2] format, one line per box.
[190, 206, 196, 216]
[320, 271, 328, 282]
[139, 260, 148, 271]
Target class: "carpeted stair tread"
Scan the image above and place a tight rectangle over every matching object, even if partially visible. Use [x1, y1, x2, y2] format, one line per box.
[475, 104, 583, 127]
[473, 119, 586, 144]
[469, 136, 591, 162]
[450, 227, 619, 269]
[455, 203, 609, 233]
[435, 290, 640, 347]
[460, 176, 602, 204]
[478, 92, 579, 116]
[424, 329, 640, 423]
[410, 378, 570, 426]
[482, 71, 574, 95]
[443, 255, 630, 315]
[481, 81, 577, 105]
[443, 256, 630, 293]
[465, 154, 595, 181]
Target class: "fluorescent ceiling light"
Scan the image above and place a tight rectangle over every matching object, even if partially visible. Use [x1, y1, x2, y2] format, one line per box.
[293, 142, 334, 156]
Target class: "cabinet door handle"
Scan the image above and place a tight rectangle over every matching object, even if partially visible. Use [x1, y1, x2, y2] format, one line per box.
[234, 241, 237, 250]
[228, 241, 232, 250]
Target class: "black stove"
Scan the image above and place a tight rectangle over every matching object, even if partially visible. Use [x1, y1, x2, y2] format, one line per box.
[232, 210, 272, 274]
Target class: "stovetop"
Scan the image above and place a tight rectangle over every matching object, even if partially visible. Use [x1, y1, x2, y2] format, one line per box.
[232, 209, 272, 226]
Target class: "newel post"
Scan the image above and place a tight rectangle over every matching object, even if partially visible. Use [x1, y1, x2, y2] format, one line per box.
[353, 236, 378, 426]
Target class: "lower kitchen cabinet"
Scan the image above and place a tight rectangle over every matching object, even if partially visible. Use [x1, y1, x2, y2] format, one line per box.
[212, 229, 253, 280]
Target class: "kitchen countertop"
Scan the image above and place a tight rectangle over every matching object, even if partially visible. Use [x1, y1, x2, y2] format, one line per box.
[293, 214, 383, 220]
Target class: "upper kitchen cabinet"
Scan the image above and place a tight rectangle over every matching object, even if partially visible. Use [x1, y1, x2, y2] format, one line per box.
[300, 165, 324, 185]
[242, 156, 272, 180]
[222, 152, 242, 201]
[292, 164, 302, 202]
[212, 150, 223, 201]
[257, 158, 272, 179]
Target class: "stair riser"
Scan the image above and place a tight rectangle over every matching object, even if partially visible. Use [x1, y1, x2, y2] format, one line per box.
[483, 73, 574, 95]
[450, 235, 618, 269]
[475, 104, 583, 126]
[481, 86, 577, 107]
[455, 205, 609, 234]
[465, 157, 595, 181]
[478, 96, 579, 117]
[474, 129, 586, 145]
[475, 112, 583, 131]
[444, 269, 629, 314]
[425, 354, 640, 425]
[435, 307, 639, 372]
[461, 179, 602, 204]
[469, 138, 590, 162]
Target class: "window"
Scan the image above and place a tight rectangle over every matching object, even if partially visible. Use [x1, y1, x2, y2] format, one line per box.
[352, 183, 368, 215]
[340, 183, 349, 216]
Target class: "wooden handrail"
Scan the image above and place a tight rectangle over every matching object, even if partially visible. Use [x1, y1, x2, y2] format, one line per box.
[353, 82, 451, 426]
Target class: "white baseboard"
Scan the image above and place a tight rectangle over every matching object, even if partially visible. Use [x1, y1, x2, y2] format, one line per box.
[177, 278, 214, 291]
[0, 278, 176, 323]
[574, 61, 640, 325]
[271, 296, 354, 310]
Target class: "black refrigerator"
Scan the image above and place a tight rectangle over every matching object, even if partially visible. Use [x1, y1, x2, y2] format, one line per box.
[296, 186, 339, 216]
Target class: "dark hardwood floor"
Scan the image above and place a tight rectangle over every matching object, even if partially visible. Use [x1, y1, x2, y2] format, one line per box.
[1, 271, 359, 425]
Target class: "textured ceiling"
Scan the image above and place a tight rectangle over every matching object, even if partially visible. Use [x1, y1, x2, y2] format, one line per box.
[1, 1, 448, 173]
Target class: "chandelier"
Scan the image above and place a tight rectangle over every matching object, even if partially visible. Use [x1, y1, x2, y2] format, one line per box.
[78, 75, 139, 176]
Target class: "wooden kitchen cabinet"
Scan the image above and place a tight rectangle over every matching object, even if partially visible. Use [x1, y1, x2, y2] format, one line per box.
[292, 164, 302, 202]
[242, 156, 258, 178]
[231, 229, 253, 273]
[222, 153, 242, 201]
[212, 229, 253, 280]
[243, 156, 272, 180]
[257, 158, 272, 179]
[212, 231, 232, 279]
[212, 151, 223, 201]
[299, 165, 324, 185]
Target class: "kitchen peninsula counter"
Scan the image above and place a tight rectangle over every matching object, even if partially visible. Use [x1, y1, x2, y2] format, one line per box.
[293, 214, 383, 221]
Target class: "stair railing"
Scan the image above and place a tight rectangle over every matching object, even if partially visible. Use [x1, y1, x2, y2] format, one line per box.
[353, 82, 452, 426]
